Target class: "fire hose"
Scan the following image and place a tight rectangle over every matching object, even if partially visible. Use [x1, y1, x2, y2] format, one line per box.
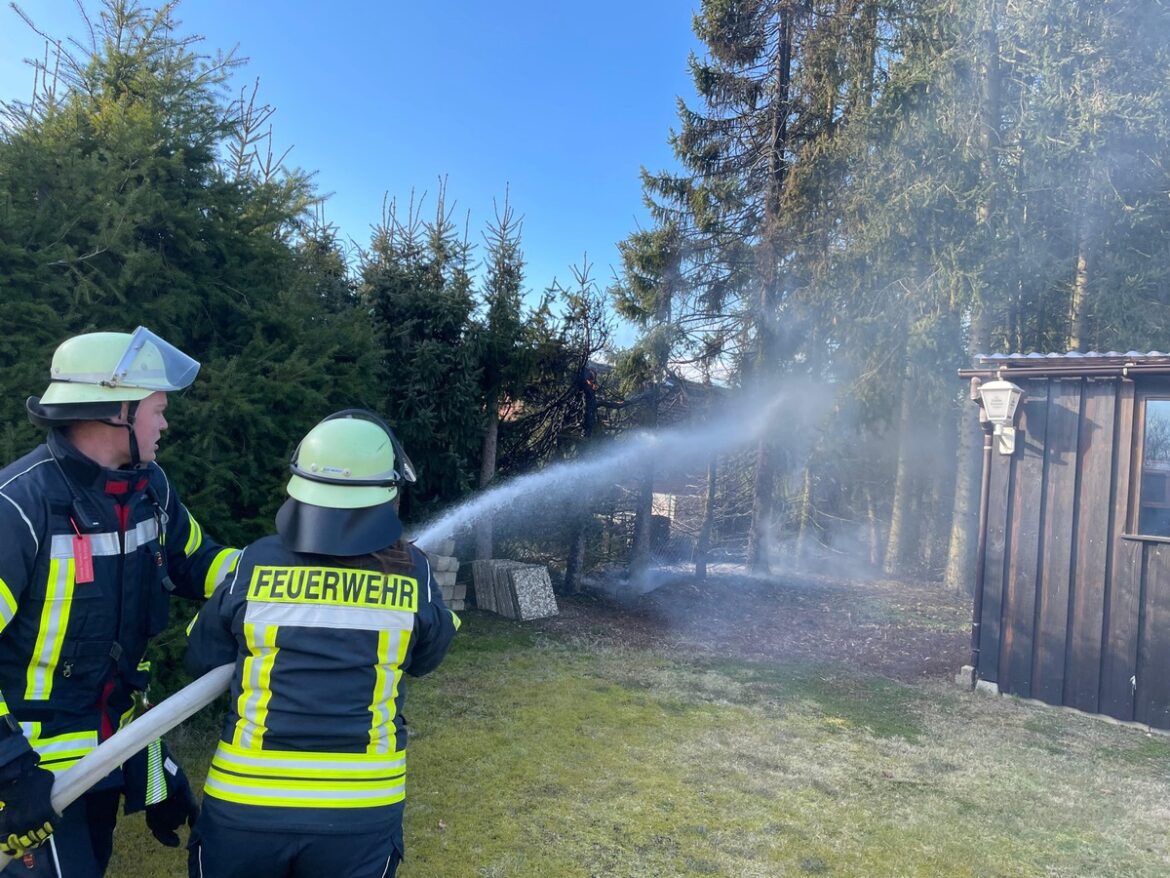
[0, 663, 233, 870]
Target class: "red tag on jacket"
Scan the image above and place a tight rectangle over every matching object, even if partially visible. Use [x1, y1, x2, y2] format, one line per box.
[73, 534, 95, 584]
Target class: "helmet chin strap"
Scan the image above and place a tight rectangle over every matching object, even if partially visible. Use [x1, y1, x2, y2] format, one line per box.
[102, 400, 142, 468]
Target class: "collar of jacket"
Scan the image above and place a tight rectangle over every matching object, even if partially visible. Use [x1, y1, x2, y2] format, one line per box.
[47, 428, 147, 496]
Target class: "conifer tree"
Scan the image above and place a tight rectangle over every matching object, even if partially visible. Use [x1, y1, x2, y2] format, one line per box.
[0, 0, 378, 547]
[475, 193, 529, 559]
[635, 0, 896, 572]
[358, 187, 483, 519]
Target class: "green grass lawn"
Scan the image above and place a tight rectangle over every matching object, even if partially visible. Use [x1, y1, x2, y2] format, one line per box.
[108, 610, 1170, 877]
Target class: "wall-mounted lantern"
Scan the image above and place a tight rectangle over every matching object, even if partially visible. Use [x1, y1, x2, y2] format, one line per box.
[978, 378, 1024, 454]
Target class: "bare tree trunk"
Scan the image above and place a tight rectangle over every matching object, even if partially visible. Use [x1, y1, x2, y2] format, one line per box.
[1068, 218, 1093, 351]
[945, 393, 982, 592]
[630, 466, 655, 579]
[565, 507, 588, 593]
[866, 486, 881, 569]
[747, 280, 781, 575]
[946, 313, 991, 593]
[747, 437, 776, 574]
[630, 381, 659, 580]
[794, 463, 814, 569]
[564, 371, 600, 593]
[694, 454, 718, 581]
[565, 501, 588, 593]
[947, 0, 1002, 591]
[921, 310, 963, 579]
[883, 359, 919, 577]
[747, 10, 795, 577]
[922, 466, 946, 575]
[847, 0, 880, 117]
[475, 395, 499, 561]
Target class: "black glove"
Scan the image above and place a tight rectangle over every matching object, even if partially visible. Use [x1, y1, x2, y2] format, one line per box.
[0, 752, 56, 856]
[123, 739, 198, 847]
[146, 779, 198, 848]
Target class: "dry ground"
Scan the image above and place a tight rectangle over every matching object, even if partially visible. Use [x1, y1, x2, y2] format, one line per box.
[536, 567, 972, 683]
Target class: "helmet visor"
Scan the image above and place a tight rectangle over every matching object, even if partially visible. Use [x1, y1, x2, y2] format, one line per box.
[389, 429, 417, 485]
[107, 326, 200, 392]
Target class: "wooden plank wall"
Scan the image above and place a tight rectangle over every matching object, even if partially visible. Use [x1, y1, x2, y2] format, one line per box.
[978, 403, 1015, 685]
[979, 375, 1170, 729]
[998, 380, 1049, 696]
[1136, 544, 1170, 728]
[1033, 379, 1081, 704]
[1064, 379, 1116, 714]
[1100, 380, 1137, 721]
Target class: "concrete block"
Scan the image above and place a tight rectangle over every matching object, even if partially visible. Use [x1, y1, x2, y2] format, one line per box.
[974, 679, 1000, 696]
[430, 554, 459, 573]
[471, 560, 522, 612]
[434, 569, 457, 588]
[470, 560, 496, 612]
[468, 560, 555, 619]
[508, 565, 558, 620]
[954, 665, 975, 689]
[492, 562, 524, 619]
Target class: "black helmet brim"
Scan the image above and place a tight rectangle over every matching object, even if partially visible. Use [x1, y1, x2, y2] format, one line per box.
[275, 498, 404, 556]
[26, 396, 124, 430]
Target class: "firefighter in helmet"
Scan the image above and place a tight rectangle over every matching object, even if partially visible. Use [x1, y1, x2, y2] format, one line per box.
[186, 409, 460, 878]
[0, 327, 239, 875]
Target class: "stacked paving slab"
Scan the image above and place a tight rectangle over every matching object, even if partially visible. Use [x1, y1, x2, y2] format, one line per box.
[470, 559, 558, 620]
[425, 538, 465, 612]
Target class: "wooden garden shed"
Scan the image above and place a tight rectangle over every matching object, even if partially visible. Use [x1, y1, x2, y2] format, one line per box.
[959, 352, 1170, 731]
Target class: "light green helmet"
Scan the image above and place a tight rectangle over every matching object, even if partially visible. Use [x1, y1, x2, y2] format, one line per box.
[276, 410, 417, 555]
[27, 326, 200, 428]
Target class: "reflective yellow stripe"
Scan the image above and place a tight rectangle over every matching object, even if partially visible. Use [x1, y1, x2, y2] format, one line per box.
[204, 768, 406, 808]
[49, 519, 159, 557]
[367, 630, 392, 752]
[203, 548, 240, 598]
[144, 739, 166, 804]
[21, 722, 98, 773]
[184, 512, 203, 556]
[247, 566, 419, 612]
[245, 601, 414, 633]
[206, 742, 406, 808]
[367, 629, 409, 755]
[232, 623, 277, 750]
[0, 576, 17, 630]
[213, 740, 404, 777]
[25, 559, 74, 700]
[0, 576, 15, 719]
[450, 609, 462, 630]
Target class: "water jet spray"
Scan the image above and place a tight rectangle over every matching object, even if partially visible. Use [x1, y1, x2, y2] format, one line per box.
[412, 387, 807, 554]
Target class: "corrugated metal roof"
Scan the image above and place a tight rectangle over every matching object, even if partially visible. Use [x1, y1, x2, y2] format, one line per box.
[976, 351, 1170, 360]
[975, 351, 1170, 365]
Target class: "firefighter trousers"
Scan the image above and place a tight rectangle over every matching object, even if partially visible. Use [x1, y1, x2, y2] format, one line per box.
[187, 816, 403, 878]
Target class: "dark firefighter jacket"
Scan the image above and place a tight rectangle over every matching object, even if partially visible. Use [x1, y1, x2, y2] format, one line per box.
[0, 430, 238, 775]
[185, 534, 459, 833]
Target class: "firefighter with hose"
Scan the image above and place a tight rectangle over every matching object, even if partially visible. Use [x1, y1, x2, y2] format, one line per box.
[185, 409, 460, 878]
[0, 328, 239, 875]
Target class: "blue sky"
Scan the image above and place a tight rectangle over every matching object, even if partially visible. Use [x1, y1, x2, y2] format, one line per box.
[1, 1, 702, 340]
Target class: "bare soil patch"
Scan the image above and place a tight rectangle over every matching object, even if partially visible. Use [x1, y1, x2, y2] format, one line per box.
[537, 568, 972, 683]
